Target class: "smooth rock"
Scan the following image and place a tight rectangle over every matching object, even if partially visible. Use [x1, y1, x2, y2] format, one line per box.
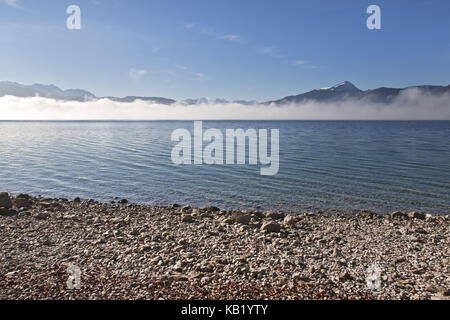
[13, 196, 33, 209]
[232, 213, 251, 225]
[181, 214, 193, 222]
[0, 192, 12, 209]
[283, 215, 296, 226]
[357, 210, 379, 219]
[338, 272, 353, 281]
[204, 205, 220, 212]
[261, 221, 281, 233]
[0, 207, 9, 216]
[439, 288, 450, 296]
[7, 209, 18, 216]
[252, 211, 265, 219]
[181, 205, 192, 213]
[391, 211, 407, 219]
[408, 211, 425, 219]
[426, 285, 438, 293]
[200, 277, 210, 284]
[265, 211, 285, 220]
[129, 229, 139, 236]
[222, 218, 233, 224]
[34, 212, 50, 220]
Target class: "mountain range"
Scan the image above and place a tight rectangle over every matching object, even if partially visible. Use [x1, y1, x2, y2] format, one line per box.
[266, 81, 450, 105]
[1, 80, 449, 105]
[0, 81, 175, 105]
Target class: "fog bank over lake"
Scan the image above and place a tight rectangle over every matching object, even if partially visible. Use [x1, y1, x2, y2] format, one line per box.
[1, 88, 450, 120]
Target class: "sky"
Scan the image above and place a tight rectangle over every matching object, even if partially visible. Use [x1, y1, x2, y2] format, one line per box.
[0, 0, 449, 101]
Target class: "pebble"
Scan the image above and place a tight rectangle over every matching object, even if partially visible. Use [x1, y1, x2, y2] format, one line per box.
[232, 213, 251, 225]
[265, 211, 285, 219]
[261, 221, 281, 233]
[408, 211, 426, 220]
[0, 192, 12, 209]
[181, 214, 193, 222]
[283, 215, 296, 226]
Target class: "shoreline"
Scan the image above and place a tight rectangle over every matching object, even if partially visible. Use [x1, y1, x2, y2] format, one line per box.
[2, 191, 448, 217]
[0, 192, 449, 300]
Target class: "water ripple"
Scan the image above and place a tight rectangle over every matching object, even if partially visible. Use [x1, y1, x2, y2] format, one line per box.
[0, 120, 449, 214]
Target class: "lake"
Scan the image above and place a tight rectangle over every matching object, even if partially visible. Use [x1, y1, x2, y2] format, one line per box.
[0, 120, 449, 214]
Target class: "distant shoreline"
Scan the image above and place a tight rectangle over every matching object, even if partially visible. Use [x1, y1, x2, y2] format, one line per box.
[2, 119, 450, 122]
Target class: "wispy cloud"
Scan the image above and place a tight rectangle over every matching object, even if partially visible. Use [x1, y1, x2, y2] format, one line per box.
[186, 23, 241, 43]
[162, 65, 208, 81]
[175, 65, 208, 81]
[259, 47, 317, 69]
[129, 68, 147, 81]
[184, 23, 315, 69]
[292, 60, 307, 66]
[218, 34, 241, 42]
[4, 0, 20, 8]
[200, 27, 214, 35]
[174, 64, 188, 70]
[259, 47, 285, 59]
[189, 72, 208, 81]
[291, 59, 318, 69]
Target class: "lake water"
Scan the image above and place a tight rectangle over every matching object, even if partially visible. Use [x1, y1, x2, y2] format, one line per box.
[0, 121, 449, 214]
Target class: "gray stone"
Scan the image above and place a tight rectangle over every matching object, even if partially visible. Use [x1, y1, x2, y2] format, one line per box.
[261, 221, 281, 233]
[265, 211, 284, 219]
[181, 205, 192, 213]
[7, 209, 18, 216]
[426, 285, 438, 293]
[203, 205, 220, 212]
[338, 272, 353, 281]
[13, 196, 33, 209]
[438, 287, 450, 296]
[222, 218, 234, 224]
[34, 212, 50, 220]
[391, 211, 407, 219]
[232, 213, 251, 225]
[408, 211, 425, 219]
[181, 214, 193, 222]
[283, 215, 296, 226]
[357, 210, 379, 219]
[0, 192, 12, 209]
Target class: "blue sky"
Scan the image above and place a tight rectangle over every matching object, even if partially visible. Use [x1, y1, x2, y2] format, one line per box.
[0, 0, 449, 100]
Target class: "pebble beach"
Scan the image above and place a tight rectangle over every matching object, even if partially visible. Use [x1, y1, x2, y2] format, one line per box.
[0, 192, 449, 300]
